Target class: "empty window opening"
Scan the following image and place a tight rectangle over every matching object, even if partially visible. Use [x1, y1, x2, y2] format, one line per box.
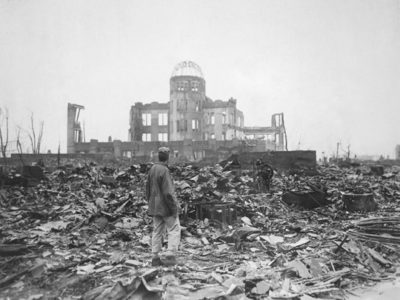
[142, 133, 151, 141]
[192, 119, 199, 130]
[158, 113, 168, 126]
[210, 113, 215, 125]
[142, 113, 151, 126]
[158, 133, 168, 142]
[191, 81, 199, 92]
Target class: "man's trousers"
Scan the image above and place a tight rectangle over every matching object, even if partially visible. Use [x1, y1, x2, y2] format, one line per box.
[151, 215, 181, 256]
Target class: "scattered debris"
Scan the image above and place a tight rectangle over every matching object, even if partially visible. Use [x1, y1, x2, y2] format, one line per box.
[0, 160, 400, 299]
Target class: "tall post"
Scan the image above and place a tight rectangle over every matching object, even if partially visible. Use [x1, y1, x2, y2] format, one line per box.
[67, 103, 84, 153]
[336, 142, 340, 160]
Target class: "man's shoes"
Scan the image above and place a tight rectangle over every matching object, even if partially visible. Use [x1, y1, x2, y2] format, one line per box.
[162, 255, 177, 266]
[151, 256, 162, 266]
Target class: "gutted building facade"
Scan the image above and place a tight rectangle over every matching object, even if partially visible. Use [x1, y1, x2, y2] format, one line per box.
[67, 103, 84, 153]
[68, 61, 287, 161]
[129, 61, 245, 144]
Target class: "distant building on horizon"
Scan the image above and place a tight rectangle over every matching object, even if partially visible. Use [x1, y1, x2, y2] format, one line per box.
[395, 145, 400, 160]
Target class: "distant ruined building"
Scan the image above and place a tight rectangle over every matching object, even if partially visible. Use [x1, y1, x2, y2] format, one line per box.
[67, 61, 287, 162]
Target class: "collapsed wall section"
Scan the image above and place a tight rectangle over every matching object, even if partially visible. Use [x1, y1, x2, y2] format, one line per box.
[67, 103, 84, 153]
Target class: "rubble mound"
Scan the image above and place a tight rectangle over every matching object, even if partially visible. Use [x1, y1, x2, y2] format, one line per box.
[1, 161, 400, 299]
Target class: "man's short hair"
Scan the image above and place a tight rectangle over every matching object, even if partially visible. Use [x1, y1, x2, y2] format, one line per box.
[158, 147, 170, 162]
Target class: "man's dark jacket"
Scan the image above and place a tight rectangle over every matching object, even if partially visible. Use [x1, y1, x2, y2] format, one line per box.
[146, 162, 178, 217]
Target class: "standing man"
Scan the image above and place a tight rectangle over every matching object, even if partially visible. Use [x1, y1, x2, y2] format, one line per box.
[146, 147, 180, 266]
[255, 159, 274, 192]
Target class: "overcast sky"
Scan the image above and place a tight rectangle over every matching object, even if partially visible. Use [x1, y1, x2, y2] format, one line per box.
[1, 0, 399, 158]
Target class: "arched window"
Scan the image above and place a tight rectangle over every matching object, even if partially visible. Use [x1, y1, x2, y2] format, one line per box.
[191, 81, 199, 92]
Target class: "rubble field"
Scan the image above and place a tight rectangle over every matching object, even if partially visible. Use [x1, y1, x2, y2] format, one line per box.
[1, 160, 400, 300]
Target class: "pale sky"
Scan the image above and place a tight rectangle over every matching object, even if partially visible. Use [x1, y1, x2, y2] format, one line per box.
[1, 0, 399, 158]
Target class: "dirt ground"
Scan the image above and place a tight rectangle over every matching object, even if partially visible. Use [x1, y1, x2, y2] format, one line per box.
[348, 277, 400, 300]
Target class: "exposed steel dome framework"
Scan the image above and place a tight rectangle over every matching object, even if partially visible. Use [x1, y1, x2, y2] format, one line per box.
[171, 61, 204, 78]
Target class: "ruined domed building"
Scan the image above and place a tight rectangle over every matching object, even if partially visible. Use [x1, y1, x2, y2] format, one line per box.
[129, 61, 245, 144]
[68, 61, 287, 161]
